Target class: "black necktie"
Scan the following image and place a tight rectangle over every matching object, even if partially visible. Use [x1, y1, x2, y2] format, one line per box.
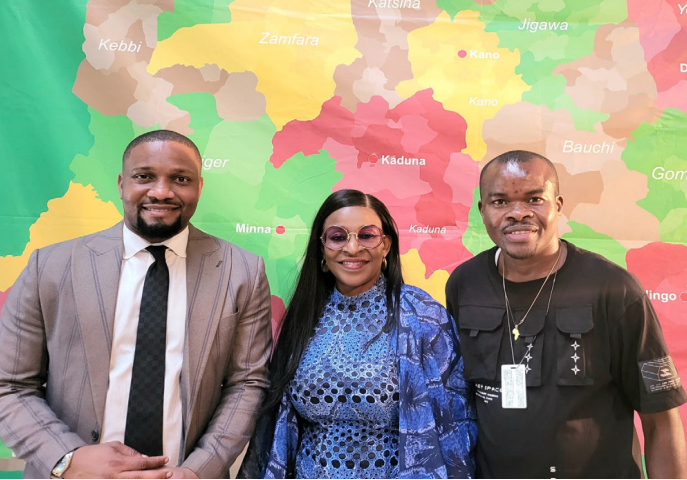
[124, 245, 169, 456]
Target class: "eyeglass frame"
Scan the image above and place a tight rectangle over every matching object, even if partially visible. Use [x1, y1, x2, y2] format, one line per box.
[320, 224, 387, 251]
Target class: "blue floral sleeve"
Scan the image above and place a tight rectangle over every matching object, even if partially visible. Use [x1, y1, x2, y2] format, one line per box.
[396, 286, 477, 479]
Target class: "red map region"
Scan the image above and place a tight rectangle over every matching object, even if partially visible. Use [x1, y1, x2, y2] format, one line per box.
[0, 288, 8, 314]
[630, 0, 687, 109]
[272, 90, 478, 276]
[626, 242, 687, 431]
[628, 0, 682, 62]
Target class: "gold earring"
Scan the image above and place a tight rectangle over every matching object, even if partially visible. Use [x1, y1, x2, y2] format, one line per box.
[382, 257, 387, 270]
[321, 259, 329, 272]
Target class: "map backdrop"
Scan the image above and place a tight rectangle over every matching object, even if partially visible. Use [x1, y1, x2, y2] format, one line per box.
[2, 0, 687, 474]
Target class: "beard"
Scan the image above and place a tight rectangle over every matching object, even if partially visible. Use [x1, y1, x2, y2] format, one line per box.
[502, 243, 538, 260]
[136, 213, 183, 242]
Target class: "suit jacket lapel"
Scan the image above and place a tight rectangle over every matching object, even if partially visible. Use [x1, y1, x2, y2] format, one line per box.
[181, 225, 227, 438]
[72, 222, 124, 428]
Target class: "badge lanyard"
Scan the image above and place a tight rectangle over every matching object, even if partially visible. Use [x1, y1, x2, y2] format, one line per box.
[498, 244, 562, 409]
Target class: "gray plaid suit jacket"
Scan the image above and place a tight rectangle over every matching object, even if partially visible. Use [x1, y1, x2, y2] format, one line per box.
[0, 222, 272, 478]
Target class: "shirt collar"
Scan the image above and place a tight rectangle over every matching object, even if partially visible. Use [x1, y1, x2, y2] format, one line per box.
[122, 223, 189, 260]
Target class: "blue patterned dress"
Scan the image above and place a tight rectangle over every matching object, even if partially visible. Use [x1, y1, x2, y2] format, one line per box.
[289, 280, 400, 478]
[242, 276, 477, 479]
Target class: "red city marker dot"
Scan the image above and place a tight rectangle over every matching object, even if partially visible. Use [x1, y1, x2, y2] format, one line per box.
[368, 153, 379, 166]
[680, 292, 687, 302]
[276, 225, 286, 235]
[458, 50, 467, 58]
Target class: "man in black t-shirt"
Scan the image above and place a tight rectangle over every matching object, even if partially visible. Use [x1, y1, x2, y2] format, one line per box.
[446, 150, 687, 478]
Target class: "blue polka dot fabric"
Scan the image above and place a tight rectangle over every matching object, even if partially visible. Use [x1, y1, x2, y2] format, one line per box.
[251, 276, 477, 479]
[289, 278, 399, 478]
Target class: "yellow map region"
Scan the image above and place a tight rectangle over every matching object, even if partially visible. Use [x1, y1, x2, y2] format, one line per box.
[0, 183, 122, 291]
[148, 0, 360, 130]
[397, 10, 530, 161]
[401, 249, 450, 306]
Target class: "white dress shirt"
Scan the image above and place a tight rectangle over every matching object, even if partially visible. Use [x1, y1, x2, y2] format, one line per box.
[100, 224, 188, 467]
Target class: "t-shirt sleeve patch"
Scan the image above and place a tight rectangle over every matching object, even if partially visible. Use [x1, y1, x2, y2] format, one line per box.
[639, 356, 682, 394]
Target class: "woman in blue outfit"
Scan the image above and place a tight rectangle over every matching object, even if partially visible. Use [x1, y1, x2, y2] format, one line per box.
[239, 189, 476, 479]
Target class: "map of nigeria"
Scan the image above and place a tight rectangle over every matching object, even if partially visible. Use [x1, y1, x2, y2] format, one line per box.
[1, 0, 687, 465]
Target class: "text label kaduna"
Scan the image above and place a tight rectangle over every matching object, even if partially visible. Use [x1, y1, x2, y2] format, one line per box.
[409, 225, 447, 234]
[381, 155, 426, 166]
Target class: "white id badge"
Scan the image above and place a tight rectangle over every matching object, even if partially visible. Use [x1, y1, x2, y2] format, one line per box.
[501, 364, 527, 409]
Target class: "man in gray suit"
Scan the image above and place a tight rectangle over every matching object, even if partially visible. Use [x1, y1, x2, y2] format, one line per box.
[0, 130, 272, 478]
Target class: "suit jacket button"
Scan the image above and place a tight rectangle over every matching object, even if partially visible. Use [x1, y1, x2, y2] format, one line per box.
[91, 430, 100, 442]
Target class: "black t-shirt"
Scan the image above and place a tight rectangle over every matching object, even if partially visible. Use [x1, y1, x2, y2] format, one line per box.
[446, 241, 686, 479]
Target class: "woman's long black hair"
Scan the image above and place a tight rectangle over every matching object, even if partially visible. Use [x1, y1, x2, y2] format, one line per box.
[262, 189, 404, 412]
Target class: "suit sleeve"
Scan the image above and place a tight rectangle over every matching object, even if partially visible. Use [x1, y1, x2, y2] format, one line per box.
[182, 255, 272, 478]
[0, 249, 87, 477]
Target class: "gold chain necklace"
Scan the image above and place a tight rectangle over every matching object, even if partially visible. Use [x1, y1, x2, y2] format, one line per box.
[501, 242, 563, 340]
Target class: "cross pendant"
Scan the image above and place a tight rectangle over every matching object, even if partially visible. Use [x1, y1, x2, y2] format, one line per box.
[512, 326, 520, 340]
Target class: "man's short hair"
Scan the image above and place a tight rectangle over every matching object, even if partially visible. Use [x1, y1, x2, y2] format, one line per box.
[122, 130, 201, 165]
[479, 150, 560, 197]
